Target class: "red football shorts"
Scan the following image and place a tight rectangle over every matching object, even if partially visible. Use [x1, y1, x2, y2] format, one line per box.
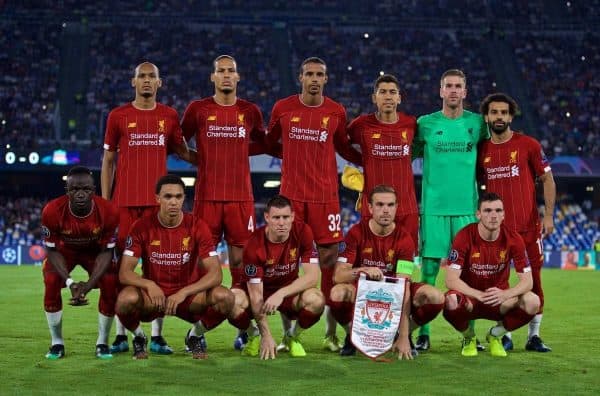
[520, 228, 544, 270]
[290, 199, 343, 244]
[117, 206, 157, 252]
[193, 200, 255, 247]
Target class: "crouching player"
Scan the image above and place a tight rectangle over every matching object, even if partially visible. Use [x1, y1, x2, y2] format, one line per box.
[330, 185, 444, 358]
[115, 175, 236, 360]
[233, 195, 325, 359]
[443, 192, 540, 357]
[41, 166, 119, 359]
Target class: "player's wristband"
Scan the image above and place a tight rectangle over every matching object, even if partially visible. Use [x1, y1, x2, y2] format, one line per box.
[65, 278, 75, 288]
[395, 260, 414, 276]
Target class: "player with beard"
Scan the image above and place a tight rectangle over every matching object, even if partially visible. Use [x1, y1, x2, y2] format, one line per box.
[412, 69, 489, 352]
[330, 185, 444, 358]
[102, 62, 195, 355]
[181, 55, 266, 350]
[477, 93, 555, 352]
[347, 74, 419, 254]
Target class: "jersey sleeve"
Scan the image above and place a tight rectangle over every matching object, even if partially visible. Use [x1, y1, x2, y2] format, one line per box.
[265, 102, 283, 158]
[41, 203, 60, 249]
[478, 115, 490, 142]
[103, 110, 120, 151]
[122, 219, 146, 259]
[345, 117, 364, 166]
[99, 200, 118, 249]
[299, 224, 318, 264]
[412, 117, 425, 158]
[181, 102, 199, 141]
[333, 110, 362, 165]
[396, 232, 415, 262]
[338, 225, 360, 266]
[447, 228, 469, 271]
[249, 103, 267, 156]
[241, 234, 264, 283]
[194, 219, 218, 261]
[476, 142, 487, 186]
[167, 109, 185, 153]
[510, 232, 531, 274]
[528, 137, 551, 177]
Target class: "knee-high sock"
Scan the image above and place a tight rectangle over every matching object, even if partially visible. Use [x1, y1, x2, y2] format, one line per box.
[419, 258, 440, 336]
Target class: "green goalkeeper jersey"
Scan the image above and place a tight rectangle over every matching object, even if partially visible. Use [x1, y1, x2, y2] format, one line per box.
[414, 110, 488, 216]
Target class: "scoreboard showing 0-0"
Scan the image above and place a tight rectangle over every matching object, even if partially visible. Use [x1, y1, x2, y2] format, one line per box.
[4, 150, 40, 166]
[0, 148, 81, 170]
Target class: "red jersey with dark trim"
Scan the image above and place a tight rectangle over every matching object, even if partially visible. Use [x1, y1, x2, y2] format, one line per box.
[241, 221, 316, 294]
[267, 95, 359, 202]
[123, 213, 216, 295]
[181, 97, 266, 201]
[103, 103, 184, 207]
[348, 113, 418, 215]
[448, 223, 530, 291]
[338, 219, 414, 277]
[477, 132, 550, 232]
[41, 195, 118, 256]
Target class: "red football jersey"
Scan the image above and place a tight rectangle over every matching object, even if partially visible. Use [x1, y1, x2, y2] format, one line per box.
[348, 113, 418, 216]
[338, 219, 414, 277]
[123, 213, 217, 295]
[103, 103, 184, 207]
[267, 95, 360, 202]
[181, 97, 266, 201]
[41, 195, 118, 256]
[477, 132, 551, 232]
[241, 221, 317, 294]
[448, 223, 530, 291]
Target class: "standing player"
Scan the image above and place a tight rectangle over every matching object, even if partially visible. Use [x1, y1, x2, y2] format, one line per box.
[101, 62, 195, 354]
[266, 57, 361, 351]
[412, 69, 489, 351]
[330, 185, 444, 358]
[478, 93, 555, 352]
[347, 74, 419, 252]
[41, 166, 119, 359]
[180, 55, 266, 349]
[443, 192, 540, 357]
[115, 175, 237, 360]
[236, 195, 324, 359]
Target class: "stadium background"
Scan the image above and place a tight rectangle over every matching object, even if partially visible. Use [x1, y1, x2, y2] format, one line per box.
[1, 1, 599, 268]
[1, 3, 600, 395]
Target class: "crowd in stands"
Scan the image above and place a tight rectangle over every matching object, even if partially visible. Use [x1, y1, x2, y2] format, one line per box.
[510, 31, 600, 157]
[0, 197, 45, 246]
[86, 23, 278, 141]
[1, 7, 598, 157]
[0, 20, 59, 150]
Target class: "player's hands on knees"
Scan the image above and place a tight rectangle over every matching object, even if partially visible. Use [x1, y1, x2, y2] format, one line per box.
[362, 267, 384, 281]
[260, 335, 277, 360]
[147, 282, 166, 311]
[68, 282, 90, 306]
[261, 292, 283, 315]
[165, 291, 186, 316]
[392, 337, 413, 361]
[482, 287, 507, 306]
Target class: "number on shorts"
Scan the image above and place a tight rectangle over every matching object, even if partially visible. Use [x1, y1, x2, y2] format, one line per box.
[247, 216, 254, 232]
[327, 213, 341, 232]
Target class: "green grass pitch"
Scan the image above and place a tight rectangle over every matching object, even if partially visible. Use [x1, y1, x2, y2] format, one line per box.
[1, 266, 599, 395]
